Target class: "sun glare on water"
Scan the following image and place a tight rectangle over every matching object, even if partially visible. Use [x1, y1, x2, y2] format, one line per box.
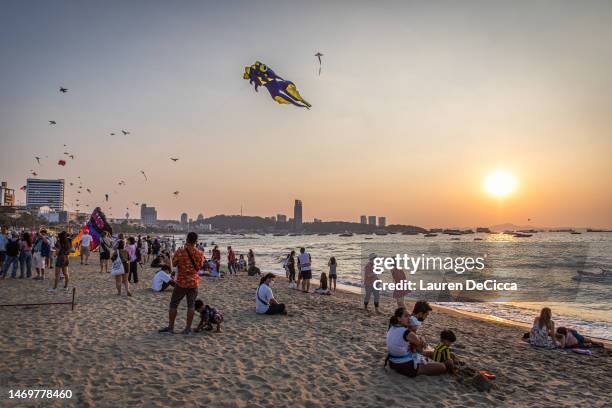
[485, 170, 517, 197]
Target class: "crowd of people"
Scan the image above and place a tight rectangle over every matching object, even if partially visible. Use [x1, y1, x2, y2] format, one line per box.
[2, 225, 606, 382]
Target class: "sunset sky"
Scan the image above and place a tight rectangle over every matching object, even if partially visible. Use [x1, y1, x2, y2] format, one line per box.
[1, 1, 611, 228]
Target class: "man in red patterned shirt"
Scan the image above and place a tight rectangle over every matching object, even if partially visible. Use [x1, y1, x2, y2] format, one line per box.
[159, 232, 204, 335]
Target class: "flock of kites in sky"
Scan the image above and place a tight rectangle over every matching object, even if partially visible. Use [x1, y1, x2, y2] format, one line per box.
[24, 53, 325, 216]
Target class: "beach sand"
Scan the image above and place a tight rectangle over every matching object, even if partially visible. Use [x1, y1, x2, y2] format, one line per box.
[1, 262, 610, 407]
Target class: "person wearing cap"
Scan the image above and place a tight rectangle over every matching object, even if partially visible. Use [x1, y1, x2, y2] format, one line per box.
[363, 253, 381, 314]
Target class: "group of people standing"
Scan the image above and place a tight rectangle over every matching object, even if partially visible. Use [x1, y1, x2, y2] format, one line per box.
[0, 226, 73, 292]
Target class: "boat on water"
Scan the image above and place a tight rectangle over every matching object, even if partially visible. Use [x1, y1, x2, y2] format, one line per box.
[317, 233, 329, 236]
[364, 237, 373, 240]
[339, 232, 353, 237]
[572, 269, 611, 282]
[424, 233, 437, 237]
[570, 231, 582, 235]
[402, 231, 419, 235]
[273, 233, 287, 236]
[374, 231, 388, 236]
[474, 238, 483, 241]
[513, 232, 532, 238]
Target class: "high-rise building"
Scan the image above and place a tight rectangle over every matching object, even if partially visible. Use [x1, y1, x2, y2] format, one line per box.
[26, 178, 64, 211]
[277, 214, 287, 223]
[378, 216, 386, 227]
[180, 213, 188, 226]
[294, 199, 303, 229]
[0, 182, 15, 206]
[140, 203, 158, 225]
[368, 215, 376, 226]
[197, 213, 204, 221]
[360, 215, 367, 224]
[313, 218, 322, 223]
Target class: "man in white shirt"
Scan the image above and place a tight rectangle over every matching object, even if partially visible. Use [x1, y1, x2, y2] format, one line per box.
[152, 266, 175, 292]
[297, 247, 312, 293]
[80, 231, 93, 265]
[255, 273, 286, 315]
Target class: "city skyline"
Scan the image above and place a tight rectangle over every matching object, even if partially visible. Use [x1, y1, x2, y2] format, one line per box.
[1, 1, 611, 228]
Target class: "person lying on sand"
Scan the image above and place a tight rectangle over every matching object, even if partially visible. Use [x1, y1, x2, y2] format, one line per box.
[194, 299, 223, 333]
[385, 307, 450, 377]
[256, 273, 287, 315]
[555, 327, 604, 349]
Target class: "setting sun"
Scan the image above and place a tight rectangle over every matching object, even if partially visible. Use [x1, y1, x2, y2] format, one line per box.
[485, 170, 517, 197]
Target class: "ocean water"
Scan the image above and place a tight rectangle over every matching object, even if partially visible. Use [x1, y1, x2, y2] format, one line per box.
[169, 232, 611, 340]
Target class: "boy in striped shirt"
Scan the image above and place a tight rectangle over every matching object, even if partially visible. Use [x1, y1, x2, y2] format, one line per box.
[432, 330, 458, 369]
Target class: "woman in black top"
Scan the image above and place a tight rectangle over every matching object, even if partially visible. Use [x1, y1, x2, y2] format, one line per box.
[51, 231, 72, 291]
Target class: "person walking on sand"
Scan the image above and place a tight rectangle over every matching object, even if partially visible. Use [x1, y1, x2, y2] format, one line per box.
[227, 246, 236, 275]
[111, 239, 132, 296]
[79, 229, 93, 265]
[297, 247, 312, 293]
[159, 232, 204, 335]
[1, 232, 20, 279]
[256, 273, 287, 315]
[363, 253, 381, 314]
[286, 250, 297, 287]
[99, 231, 112, 273]
[50, 231, 71, 292]
[392, 262, 409, 308]
[32, 230, 49, 280]
[126, 237, 139, 288]
[19, 231, 33, 279]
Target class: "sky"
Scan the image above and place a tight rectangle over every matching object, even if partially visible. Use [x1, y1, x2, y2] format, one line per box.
[1, 0, 611, 228]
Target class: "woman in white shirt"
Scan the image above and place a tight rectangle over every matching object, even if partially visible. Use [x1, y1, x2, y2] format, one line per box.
[385, 307, 448, 377]
[255, 273, 286, 315]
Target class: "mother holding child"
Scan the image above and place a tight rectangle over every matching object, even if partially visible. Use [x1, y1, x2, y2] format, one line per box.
[386, 301, 450, 377]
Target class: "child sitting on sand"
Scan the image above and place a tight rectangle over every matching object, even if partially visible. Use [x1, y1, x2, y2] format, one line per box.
[432, 330, 460, 369]
[237, 254, 246, 272]
[314, 272, 331, 295]
[194, 299, 223, 333]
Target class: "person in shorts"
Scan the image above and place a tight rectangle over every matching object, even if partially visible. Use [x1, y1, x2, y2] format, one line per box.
[297, 247, 312, 293]
[80, 230, 93, 265]
[159, 232, 204, 335]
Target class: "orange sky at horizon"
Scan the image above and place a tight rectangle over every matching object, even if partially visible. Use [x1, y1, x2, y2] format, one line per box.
[1, 1, 611, 228]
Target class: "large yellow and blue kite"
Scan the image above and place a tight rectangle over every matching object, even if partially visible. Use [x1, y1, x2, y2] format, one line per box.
[243, 61, 311, 109]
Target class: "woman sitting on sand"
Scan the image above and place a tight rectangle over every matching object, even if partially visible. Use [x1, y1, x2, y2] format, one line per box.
[255, 273, 286, 315]
[529, 307, 558, 348]
[385, 307, 449, 377]
[314, 272, 330, 295]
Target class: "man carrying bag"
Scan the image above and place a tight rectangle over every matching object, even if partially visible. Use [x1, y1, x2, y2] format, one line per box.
[158, 232, 204, 335]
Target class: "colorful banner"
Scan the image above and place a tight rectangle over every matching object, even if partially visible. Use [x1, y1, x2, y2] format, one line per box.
[70, 207, 113, 257]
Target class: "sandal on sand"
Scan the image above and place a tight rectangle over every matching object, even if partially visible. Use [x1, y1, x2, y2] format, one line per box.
[158, 327, 175, 334]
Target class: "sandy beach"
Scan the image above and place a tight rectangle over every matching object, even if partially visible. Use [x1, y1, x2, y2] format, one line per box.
[1, 261, 610, 408]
